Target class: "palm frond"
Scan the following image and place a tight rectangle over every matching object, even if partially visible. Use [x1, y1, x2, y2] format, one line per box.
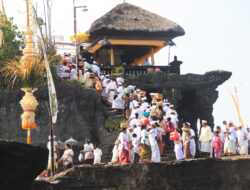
[0, 56, 46, 88]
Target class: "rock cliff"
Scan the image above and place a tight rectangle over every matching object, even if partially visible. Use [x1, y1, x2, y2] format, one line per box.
[124, 70, 232, 133]
[0, 82, 105, 145]
[32, 156, 250, 190]
[0, 140, 48, 190]
[0, 71, 231, 159]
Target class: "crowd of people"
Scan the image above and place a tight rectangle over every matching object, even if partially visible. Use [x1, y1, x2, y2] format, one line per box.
[44, 55, 250, 174]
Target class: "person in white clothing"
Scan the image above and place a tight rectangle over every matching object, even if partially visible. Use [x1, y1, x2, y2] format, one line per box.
[112, 82, 125, 111]
[117, 126, 130, 163]
[58, 144, 74, 170]
[174, 130, 185, 160]
[221, 121, 228, 133]
[140, 97, 149, 112]
[61, 62, 70, 79]
[92, 61, 100, 77]
[236, 126, 248, 155]
[132, 134, 140, 163]
[169, 112, 179, 129]
[80, 138, 94, 164]
[70, 65, 76, 80]
[130, 113, 140, 129]
[199, 120, 212, 156]
[224, 121, 237, 156]
[107, 78, 117, 106]
[83, 58, 90, 70]
[149, 124, 161, 162]
[93, 144, 102, 164]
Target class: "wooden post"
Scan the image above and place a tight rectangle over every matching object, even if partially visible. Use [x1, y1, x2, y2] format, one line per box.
[151, 53, 155, 66]
[110, 47, 114, 66]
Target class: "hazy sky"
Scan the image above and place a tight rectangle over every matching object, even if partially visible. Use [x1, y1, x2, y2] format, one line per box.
[4, 0, 250, 127]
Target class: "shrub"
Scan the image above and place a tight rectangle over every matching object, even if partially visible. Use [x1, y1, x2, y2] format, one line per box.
[104, 116, 127, 132]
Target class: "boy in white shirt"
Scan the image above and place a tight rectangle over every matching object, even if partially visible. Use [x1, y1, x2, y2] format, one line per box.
[94, 144, 102, 164]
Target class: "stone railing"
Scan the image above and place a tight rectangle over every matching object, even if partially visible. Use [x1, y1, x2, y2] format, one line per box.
[100, 65, 174, 75]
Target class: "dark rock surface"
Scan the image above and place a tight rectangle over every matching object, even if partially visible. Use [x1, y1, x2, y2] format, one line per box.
[124, 70, 232, 134]
[0, 71, 231, 159]
[0, 139, 48, 190]
[0, 82, 105, 145]
[32, 156, 250, 190]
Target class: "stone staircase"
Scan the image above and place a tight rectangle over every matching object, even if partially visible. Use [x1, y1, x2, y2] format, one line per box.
[161, 145, 176, 162]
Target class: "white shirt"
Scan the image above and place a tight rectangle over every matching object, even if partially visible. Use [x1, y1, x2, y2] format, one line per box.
[70, 69, 76, 80]
[130, 118, 140, 128]
[132, 138, 140, 154]
[228, 127, 237, 142]
[140, 129, 149, 146]
[141, 102, 149, 112]
[83, 61, 90, 70]
[61, 149, 74, 165]
[92, 65, 100, 76]
[130, 100, 138, 110]
[237, 129, 248, 146]
[94, 148, 102, 164]
[62, 65, 70, 71]
[117, 86, 124, 95]
[118, 132, 129, 151]
[134, 126, 141, 140]
[167, 109, 178, 118]
[221, 124, 228, 133]
[199, 126, 212, 142]
[84, 143, 94, 159]
[169, 114, 179, 129]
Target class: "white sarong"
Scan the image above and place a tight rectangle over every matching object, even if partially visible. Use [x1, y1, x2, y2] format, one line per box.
[201, 141, 211, 153]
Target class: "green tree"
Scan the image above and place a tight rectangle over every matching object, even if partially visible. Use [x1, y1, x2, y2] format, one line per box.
[0, 17, 25, 61]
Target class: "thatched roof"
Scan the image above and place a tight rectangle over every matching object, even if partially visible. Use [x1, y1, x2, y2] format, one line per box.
[89, 3, 185, 41]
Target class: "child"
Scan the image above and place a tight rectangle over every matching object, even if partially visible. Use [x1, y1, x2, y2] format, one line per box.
[212, 131, 223, 158]
[93, 144, 102, 164]
[132, 134, 140, 163]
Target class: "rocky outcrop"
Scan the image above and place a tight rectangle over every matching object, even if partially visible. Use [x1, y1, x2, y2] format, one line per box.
[0, 82, 105, 145]
[0, 139, 48, 190]
[0, 71, 231, 159]
[124, 70, 232, 133]
[32, 156, 250, 190]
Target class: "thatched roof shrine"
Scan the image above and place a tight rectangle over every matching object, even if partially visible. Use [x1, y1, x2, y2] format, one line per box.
[84, 3, 185, 66]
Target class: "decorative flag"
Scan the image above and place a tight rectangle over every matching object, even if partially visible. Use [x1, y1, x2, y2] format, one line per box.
[32, 4, 58, 124]
[45, 61, 58, 124]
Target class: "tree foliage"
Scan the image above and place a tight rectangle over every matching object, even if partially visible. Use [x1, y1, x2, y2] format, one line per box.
[0, 17, 25, 61]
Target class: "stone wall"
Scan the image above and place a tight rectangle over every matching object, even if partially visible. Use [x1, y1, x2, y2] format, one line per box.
[0, 140, 48, 190]
[32, 156, 250, 190]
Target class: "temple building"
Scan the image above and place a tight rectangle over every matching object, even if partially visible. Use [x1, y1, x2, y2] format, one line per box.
[82, 2, 185, 66]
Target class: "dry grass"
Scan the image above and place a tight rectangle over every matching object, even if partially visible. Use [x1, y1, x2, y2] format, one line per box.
[0, 56, 46, 88]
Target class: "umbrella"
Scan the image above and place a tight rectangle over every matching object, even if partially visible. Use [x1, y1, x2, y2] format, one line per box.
[117, 77, 124, 84]
[57, 140, 65, 150]
[124, 88, 132, 94]
[64, 137, 79, 146]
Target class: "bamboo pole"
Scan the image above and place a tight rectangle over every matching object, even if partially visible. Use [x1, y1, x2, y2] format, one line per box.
[228, 89, 244, 128]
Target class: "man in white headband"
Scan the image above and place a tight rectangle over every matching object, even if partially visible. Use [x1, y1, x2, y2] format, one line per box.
[199, 120, 212, 157]
[224, 120, 237, 156]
